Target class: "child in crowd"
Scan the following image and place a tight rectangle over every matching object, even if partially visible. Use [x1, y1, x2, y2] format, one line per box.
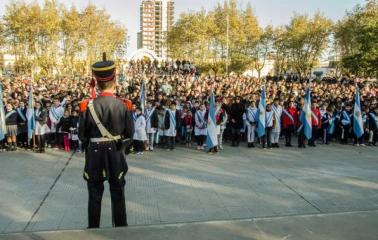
[34, 101, 49, 153]
[164, 102, 180, 150]
[183, 108, 193, 147]
[194, 103, 207, 150]
[70, 110, 80, 152]
[56, 110, 71, 152]
[5, 103, 19, 151]
[145, 102, 158, 151]
[133, 106, 147, 155]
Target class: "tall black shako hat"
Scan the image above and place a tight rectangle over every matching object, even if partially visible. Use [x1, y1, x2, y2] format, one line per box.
[92, 52, 116, 82]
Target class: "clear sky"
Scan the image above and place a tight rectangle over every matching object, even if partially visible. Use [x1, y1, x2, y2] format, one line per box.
[0, 0, 365, 57]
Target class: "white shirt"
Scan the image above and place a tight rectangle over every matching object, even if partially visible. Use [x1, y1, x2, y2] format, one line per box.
[133, 115, 147, 141]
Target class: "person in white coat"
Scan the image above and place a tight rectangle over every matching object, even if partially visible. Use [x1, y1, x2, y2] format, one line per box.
[133, 107, 147, 155]
[271, 98, 283, 147]
[195, 103, 207, 150]
[215, 100, 227, 150]
[164, 102, 180, 150]
[246, 100, 258, 148]
[145, 102, 158, 151]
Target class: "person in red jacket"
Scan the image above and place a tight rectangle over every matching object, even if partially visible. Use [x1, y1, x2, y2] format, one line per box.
[283, 101, 297, 147]
[309, 101, 321, 147]
[183, 108, 193, 147]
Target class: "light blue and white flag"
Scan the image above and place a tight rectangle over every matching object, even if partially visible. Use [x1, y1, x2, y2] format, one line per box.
[257, 85, 266, 137]
[140, 80, 146, 113]
[300, 88, 312, 140]
[353, 86, 364, 138]
[26, 85, 35, 140]
[206, 91, 218, 150]
[0, 85, 7, 141]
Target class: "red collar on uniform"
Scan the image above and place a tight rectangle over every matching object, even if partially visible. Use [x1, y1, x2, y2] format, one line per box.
[100, 92, 115, 97]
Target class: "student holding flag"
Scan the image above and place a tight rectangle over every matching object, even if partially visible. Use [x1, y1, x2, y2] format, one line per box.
[353, 86, 365, 146]
[26, 85, 36, 150]
[298, 88, 312, 148]
[216, 99, 227, 150]
[309, 101, 321, 147]
[257, 86, 266, 146]
[206, 92, 218, 154]
[340, 103, 353, 144]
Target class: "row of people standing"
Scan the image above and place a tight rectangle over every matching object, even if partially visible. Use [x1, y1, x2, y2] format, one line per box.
[1, 97, 80, 152]
[128, 96, 378, 153]
[130, 99, 228, 154]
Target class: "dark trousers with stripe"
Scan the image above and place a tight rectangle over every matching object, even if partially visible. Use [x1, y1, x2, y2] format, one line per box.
[87, 180, 127, 228]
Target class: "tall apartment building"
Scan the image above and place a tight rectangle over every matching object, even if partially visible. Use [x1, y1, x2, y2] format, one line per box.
[138, 0, 174, 59]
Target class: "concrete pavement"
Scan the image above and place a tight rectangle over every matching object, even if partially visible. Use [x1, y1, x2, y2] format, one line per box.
[0, 142, 378, 238]
[2, 210, 378, 240]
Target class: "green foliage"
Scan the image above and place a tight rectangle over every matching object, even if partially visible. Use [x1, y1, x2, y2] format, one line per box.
[1, 0, 127, 76]
[168, 1, 332, 77]
[334, 0, 378, 78]
[284, 13, 333, 77]
[167, 0, 262, 75]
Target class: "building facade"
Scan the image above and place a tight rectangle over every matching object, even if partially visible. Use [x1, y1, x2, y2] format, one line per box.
[138, 0, 174, 59]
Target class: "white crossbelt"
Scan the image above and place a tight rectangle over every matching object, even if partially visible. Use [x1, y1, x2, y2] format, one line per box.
[87, 100, 122, 142]
[90, 137, 121, 143]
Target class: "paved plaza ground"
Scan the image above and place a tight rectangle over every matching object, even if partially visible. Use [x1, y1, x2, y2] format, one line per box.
[1, 143, 378, 239]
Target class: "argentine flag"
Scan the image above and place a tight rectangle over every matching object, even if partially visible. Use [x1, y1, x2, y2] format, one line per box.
[206, 91, 218, 150]
[140, 80, 146, 113]
[300, 88, 312, 140]
[26, 85, 36, 140]
[257, 85, 266, 137]
[0, 85, 7, 141]
[353, 86, 364, 138]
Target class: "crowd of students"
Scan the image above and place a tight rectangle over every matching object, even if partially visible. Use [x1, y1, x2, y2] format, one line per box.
[1, 59, 377, 153]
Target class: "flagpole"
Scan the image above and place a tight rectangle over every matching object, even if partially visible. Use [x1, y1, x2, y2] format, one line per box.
[226, 12, 229, 76]
[31, 78, 36, 151]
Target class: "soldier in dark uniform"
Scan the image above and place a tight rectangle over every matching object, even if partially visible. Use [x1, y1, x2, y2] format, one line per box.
[79, 55, 134, 229]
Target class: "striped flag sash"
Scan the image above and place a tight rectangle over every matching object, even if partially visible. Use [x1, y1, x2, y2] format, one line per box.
[311, 111, 319, 125]
[145, 108, 155, 123]
[168, 110, 176, 128]
[5, 110, 16, 119]
[17, 109, 27, 122]
[283, 109, 294, 124]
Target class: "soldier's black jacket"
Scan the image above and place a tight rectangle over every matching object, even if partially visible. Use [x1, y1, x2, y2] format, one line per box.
[79, 92, 134, 183]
